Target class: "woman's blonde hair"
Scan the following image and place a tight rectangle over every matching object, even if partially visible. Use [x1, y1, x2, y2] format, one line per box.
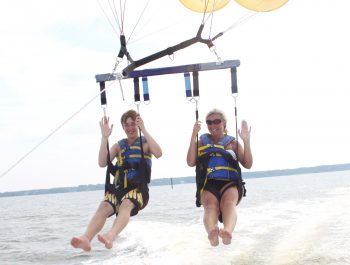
[206, 108, 228, 135]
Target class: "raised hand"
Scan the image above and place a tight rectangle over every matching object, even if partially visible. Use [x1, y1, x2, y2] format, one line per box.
[238, 120, 251, 142]
[99, 116, 114, 138]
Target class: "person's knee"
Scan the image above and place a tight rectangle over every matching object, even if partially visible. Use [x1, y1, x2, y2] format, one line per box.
[203, 200, 220, 215]
[97, 201, 114, 217]
[220, 199, 236, 212]
[119, 199, 135, 212]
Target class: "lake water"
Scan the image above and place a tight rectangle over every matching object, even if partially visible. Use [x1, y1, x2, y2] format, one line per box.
[1, 171, 350, 265]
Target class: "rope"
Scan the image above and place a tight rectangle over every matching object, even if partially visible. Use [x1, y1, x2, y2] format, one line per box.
[126, 0, 151, 44]
[0, 81, 116, 179]
[223, 11, 259, 35]
[97, 0, 120, 36]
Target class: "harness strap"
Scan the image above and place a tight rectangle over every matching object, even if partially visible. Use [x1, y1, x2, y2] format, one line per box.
[198, 143, 225, 153]
[128, 154, 152, 159]
[207, 166, 237, 174]
[200, 175, 209, 199]
[105, 141, 120, 194]
[142, 77, 150, 102]
[123, 170, 128, 188]
[134, 77, 140, 103]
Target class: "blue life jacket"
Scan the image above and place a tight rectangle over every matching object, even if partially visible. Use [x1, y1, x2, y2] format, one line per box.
[198, 133, 238, 181]
[114, 136, 152, 188]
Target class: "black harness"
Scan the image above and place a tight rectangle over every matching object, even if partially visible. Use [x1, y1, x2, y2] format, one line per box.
[195, 149, 246, 207]
[104, 141, 151, 203]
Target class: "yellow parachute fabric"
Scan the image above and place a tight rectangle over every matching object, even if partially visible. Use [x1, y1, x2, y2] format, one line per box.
[179, 0, 230, 13]
[235, 0, 289, 12]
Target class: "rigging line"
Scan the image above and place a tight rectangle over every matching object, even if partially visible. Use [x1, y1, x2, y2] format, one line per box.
[222, 11, 259, 34]
[97, 0, 120, 35]
[201, 0, 209, 24]
[0, 81, 116, 180]
[207, 0, 217, 38]
[127, 20, 179, 46]
[109, 0, 122, 33]
[126, 0, 151, 45]
[203, 0, 226, 26]
[118, 0, 126, 34]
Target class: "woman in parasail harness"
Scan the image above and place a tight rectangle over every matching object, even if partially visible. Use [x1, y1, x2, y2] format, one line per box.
[187, 109, 252, 246]
[71, 110, 162, 251]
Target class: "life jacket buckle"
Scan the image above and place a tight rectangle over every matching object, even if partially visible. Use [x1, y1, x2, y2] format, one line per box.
[207, 167, 215, 174]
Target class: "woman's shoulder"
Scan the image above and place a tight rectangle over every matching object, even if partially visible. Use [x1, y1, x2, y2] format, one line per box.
[199, 133, 210, 143]
[224, 134, 235, 143]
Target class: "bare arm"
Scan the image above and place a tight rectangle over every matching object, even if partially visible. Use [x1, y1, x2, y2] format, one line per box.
[98, 116, 119, 167]
[187, 121, 201, 167]
[237, 120, 253, 169]
[137, 115, 162, 158]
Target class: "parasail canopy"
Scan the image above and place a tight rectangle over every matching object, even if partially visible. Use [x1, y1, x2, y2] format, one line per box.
[235, 0, 289, 12]
[179, 0, 230, 13]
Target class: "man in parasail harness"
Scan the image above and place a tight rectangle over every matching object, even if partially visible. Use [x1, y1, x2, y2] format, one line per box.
[71, 110, 162, 251]
[187, 109, 253, 246]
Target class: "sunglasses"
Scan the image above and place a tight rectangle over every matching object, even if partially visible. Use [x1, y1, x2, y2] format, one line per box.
[206, 119, 222, 125]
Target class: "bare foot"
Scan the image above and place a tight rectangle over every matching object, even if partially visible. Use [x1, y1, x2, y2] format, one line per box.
[97, 234, 114, 249]
[219, 229, 232, 245]
[70, 236, 91, 252]
[208, 226, 219, 247]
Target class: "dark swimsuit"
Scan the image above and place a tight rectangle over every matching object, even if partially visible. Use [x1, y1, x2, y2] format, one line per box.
[203, 179, 238, 203]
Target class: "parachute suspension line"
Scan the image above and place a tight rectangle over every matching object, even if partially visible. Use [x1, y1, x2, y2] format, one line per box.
[106, 0, 123, 34]
[207, 7, 214, 39]
[98, 0, 126, 100]
[0, 81, 116, 179]
[110, 0, 151, 99]
[206, 0, 225, 38]
[225, 11, 259, 34]
[97, 0, 120, 35]
[126, 0, 151, 45]
[201, 0, 209, 24]
[202, 0, 225, 27]
[127, 19, 182, 47]
[110, 0, 151, 64]
[212, 11, 259, 41]
[200, 0, 222, 24]
[118, 0, 127, 34]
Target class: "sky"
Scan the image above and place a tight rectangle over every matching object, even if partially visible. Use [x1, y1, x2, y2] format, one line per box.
[1, 0, 350, 192]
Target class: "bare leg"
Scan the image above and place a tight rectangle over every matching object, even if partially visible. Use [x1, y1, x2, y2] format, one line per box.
[201, 191, 220, 247]
[71, 201, 114, 251]
[219, 187, 238, 245]
[98, 199, 135, 249]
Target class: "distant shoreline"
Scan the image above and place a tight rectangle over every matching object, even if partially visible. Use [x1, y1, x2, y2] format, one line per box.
[1, 163, 350, 198]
